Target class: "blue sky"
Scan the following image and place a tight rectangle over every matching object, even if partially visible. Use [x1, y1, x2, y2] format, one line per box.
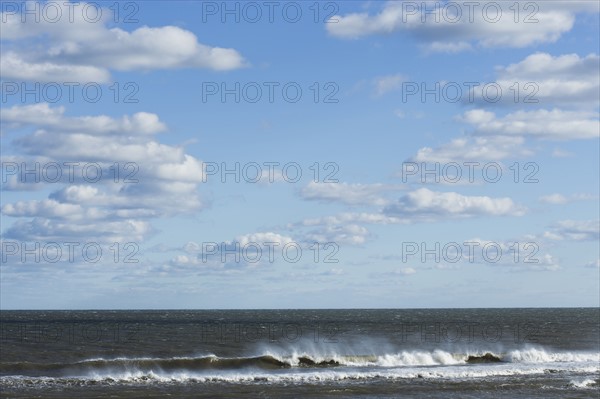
[0, 1, 598, 309]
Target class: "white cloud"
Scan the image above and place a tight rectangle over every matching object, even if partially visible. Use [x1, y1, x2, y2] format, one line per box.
[412, 135, 532, 163]
[1, 103, 167, 135]
[543, 220, 600, 242]
[460, 109, 599, 140]
[471, 52, 600, 107]
[326, 1, 598, 51]
[396, 267, 416, 275]
[499, 52, 599, 85]
[298, 213, 405, 227]
[0, 2, 246, 83]
[427, 41, 473, 53]
[299, 182, 401, 206]
[2, 199, 82, 219]
[373, 73, 406, 96]
[3, 216, 152, 244]
[584, 259, 600, 269]
[533, 254, 561, 271]
[1, 104, 207, 244]
[294, 192, 524, 248]
[404, 53, 598, 169]
[394, 110, 406, 119]
[304, 223, 370, 246]
[183, 233, 295, 253]
[539, 193, 568, 205]
[288, 212, 406, 247]
[384, 188, 525, 220]
[0, 52, 111, 83]
[234, 232, 294, 247]
[455, 238, 560, 271]
[174, 232, 298, 268]
[539, 193, 597, 205]
[2, 104, 199, 170]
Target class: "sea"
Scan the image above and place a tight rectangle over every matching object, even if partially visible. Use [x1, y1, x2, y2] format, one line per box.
[0, 308, 598, 398]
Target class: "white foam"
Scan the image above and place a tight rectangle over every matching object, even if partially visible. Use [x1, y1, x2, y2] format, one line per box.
[569, 378, 598, 389]
[3, 346, 598, 389]
[263, 347, 599, 367]
[366, 350, 465, 367]
[77, 354, 218, 363]
[261, 349, 467, 367]
[508, 348, 600, 363]
[2, 362, 598, 386]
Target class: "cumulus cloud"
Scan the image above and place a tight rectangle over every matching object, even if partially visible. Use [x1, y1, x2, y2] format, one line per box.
[289, 189, 525, 249]
[2, 199, 90, 219]
[436, 238, 561, 271]
[411, 135, 533, 163]
[303, 223, 370, 246]
[470, 52, 599, 107]
[460, 109, 599, 140]
[0, 2, 246, 83]
[384, 188, 525, 220]
[285, 212, 406, 248]
[0, 52, 111, 83]
[1, 104, 206, 245]
[326, 1, 598, 51]
[2, 216, 152, 244]
[2, 104, 203, 183]
[543, 220, 600, 242]
[234, 232, 295, 248]
[172, 232, 298, 268]
[1, 103, 167, 135]
[403, 52, 599, 168]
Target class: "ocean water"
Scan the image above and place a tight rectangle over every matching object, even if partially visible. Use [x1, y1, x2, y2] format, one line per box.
[1, 308, 598, 398]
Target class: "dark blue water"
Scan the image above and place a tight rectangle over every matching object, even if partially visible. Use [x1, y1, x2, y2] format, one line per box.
[1, 308, 598, 398]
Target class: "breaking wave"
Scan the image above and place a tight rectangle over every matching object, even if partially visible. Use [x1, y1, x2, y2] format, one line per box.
[1, 346, 597, 388]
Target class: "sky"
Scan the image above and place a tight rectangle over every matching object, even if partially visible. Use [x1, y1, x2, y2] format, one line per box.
[0, 0, 598, 309]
